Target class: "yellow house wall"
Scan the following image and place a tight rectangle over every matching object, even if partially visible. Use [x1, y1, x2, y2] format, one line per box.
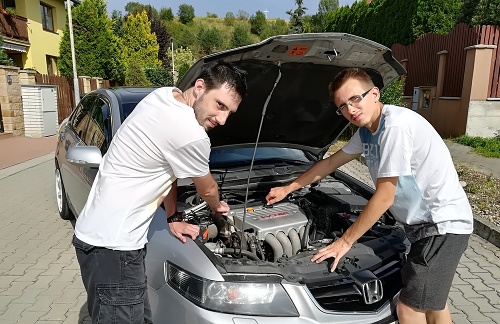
[18, 0, 66, 74]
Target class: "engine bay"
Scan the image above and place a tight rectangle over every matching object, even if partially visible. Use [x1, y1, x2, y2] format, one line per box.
[176, 178, 407, 274]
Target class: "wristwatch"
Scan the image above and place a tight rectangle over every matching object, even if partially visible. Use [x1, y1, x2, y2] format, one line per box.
[167, 211, 184, 223]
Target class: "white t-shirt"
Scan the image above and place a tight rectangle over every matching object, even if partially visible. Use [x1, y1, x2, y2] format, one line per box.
[343, 105, 473, 242]
[75, 87, 210, 250]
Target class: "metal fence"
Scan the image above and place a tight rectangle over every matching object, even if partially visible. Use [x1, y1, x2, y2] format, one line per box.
[391, 23, 500, 98]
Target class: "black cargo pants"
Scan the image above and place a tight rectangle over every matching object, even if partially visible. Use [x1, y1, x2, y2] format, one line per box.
[73, 235, 153, 324]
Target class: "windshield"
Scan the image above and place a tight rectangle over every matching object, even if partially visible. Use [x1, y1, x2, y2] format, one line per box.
[209, 147, 311, 168]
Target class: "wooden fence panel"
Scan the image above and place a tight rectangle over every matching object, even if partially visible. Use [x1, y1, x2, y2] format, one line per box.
[391, 23, 499, 98]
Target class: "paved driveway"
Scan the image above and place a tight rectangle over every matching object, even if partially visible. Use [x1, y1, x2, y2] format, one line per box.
[0, 156, 498, 323]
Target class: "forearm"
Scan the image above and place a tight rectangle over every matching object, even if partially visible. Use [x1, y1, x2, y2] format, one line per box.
[196, 179, 221, 212]
[341, 178, 396, 245]
[341, 197, 392, 245]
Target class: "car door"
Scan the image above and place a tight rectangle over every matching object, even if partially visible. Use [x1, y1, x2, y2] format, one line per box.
[69, 95, 113, 214]
[61, 95, 96, 213]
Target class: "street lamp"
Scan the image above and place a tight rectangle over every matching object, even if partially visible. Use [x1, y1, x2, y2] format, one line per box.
[171, 38, 175, 83]
[66, 0, 79, 106]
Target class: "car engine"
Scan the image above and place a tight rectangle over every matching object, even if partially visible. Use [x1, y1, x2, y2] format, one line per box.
[177, 179, 399, 264]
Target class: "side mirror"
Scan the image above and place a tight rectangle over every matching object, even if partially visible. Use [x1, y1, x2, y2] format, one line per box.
[66, 146, 102, 168]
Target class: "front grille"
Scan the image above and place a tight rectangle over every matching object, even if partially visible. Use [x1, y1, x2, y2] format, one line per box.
[306, 261, 402, 312]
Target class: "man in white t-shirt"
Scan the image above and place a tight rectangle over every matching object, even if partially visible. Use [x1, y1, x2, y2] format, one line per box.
[73, 60, 247, 324]
[266, 68, 472, 324]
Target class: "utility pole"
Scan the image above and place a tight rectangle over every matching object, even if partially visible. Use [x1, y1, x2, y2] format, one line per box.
[66, 0, 80, 106]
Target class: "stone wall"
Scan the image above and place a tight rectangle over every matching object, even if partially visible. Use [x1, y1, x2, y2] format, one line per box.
[0, 65, 23, 136]
[466, 100, 500, 138]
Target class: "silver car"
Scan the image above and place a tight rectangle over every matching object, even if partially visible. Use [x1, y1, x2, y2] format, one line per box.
[55, 33, 406, 324]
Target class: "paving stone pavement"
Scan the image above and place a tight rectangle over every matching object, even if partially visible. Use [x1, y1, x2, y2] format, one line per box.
[0, 154, 498, 323]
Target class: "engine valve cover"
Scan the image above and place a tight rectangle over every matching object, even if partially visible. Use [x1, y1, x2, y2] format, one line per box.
[231, 202, 308, 241]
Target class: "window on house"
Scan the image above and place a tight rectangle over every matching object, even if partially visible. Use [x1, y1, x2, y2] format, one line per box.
[46, 55, 58, 75]
[40, 3, 54, 32]
[1, 0, 16, 9]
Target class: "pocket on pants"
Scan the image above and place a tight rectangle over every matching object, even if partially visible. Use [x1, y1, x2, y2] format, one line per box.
[96, 282, 147, 324]
[72, 235, 97, 254]
[409, 235, 436, 266]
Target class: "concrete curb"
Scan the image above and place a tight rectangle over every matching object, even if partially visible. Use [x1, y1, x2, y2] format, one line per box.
[0, 152, 54, 180]
[473, 216, 500, 248]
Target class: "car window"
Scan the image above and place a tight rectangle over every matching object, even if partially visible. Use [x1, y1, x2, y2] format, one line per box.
[70, 95, 96, 140]
[83, 97, 111, 155]
[209, 147, 311, 167]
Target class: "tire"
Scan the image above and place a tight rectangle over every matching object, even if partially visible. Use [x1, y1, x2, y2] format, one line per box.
[55, 165, 74, 220]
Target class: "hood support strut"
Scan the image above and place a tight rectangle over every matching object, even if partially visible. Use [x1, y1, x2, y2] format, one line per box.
[238, 63, 282, 257]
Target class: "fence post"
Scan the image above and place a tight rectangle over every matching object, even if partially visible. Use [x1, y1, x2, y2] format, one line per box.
[80, 76, 91, 95]
[0, 66, 23, 136]
[19, 69, 36, 85]
[436, 51, 448, 98]
[462, 45, 496, 101]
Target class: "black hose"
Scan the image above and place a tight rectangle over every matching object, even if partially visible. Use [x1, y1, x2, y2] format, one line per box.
[222, 248, 260, 261]
[298, 198, 314, 250]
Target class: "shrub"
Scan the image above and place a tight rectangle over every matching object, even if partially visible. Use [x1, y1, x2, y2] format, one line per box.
[145, 66, 174, 86]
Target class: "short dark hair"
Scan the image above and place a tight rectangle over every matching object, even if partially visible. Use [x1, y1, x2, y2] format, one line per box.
[328, 68, 374, 97]
[191, 60, 248, 99]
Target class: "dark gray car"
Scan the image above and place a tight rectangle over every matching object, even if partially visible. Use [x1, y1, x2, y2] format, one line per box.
[55, 33, 406, 323]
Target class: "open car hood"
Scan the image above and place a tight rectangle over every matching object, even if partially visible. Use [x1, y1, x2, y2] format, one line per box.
[177, 33, 406, 156]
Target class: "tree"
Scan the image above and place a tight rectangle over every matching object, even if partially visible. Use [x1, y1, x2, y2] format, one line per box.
[318, 0, 339, 15]
[261, 19, 289, 39]
[159, 7, 174, 22]
[178, 4, 195, 24]
[470, 0, 500, 25]
[206, 12, 218, 18]
[312, 0, 339, 31]
[231, 25, 253, 47]
[111, 10, 124, 37]
[411, 0, 461, 39]
[145, 7, 171, 68]
[224, 12, 236, 26]
[287, 0, 307, 34]
[59, 0, 125, 83]
[457, 0, 481, 25]
[122, 11, 161, 69]
[237, 10, 249, 20]
[249, 10, 267, 36]
[198, 27, 224, 55]
[0, 35, 12, 66]
[125, 59, 149, 86]
[167, 46, 196, 73]
[124, 1, 145, 15]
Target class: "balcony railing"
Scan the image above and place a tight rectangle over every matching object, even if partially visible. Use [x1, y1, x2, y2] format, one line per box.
[0, 14, 29, 43]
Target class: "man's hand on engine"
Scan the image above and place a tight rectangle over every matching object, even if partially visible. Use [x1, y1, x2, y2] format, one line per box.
[212, 200, 230, 216]
[168, 222, 200, 243]
[266, 186, 289, 205]
[311, 237, 352, 272]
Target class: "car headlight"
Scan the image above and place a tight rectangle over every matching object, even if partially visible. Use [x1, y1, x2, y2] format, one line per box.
[165, 262, 299, 317]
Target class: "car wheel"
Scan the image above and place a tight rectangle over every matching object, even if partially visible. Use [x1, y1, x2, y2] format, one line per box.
[55, 166, 74, 220]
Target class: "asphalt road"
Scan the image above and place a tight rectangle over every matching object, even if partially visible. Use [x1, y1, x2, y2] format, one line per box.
[0, 155, 498, 323]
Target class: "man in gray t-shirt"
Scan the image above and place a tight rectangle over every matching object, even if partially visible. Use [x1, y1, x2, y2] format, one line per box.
[266, 68, 472, 324]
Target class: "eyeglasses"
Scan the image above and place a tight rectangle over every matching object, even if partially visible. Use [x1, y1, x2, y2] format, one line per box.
[335, 88, 373, 116]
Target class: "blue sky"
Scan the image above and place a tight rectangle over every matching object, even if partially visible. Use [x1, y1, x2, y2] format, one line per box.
[105, 0, 357, 20]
